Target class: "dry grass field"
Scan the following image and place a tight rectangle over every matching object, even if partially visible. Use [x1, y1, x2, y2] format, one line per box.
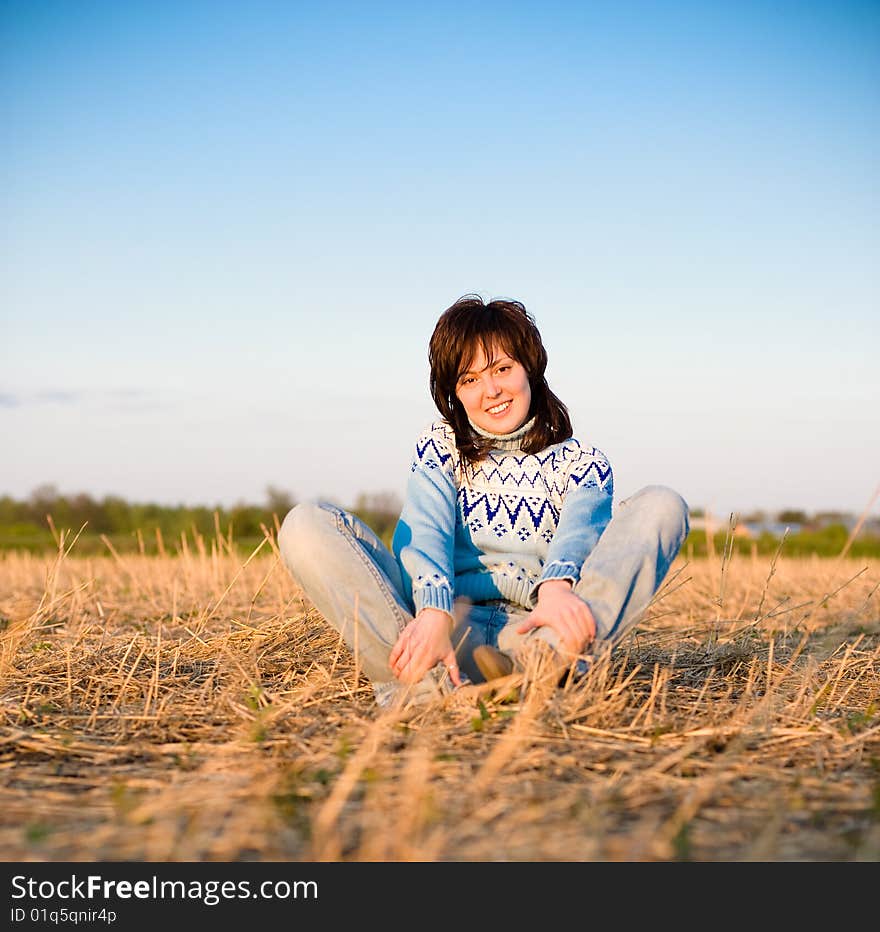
[1, 527, 878, 863]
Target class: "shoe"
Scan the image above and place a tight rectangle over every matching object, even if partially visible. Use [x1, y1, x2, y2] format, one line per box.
[473, 645, 515, 682]
[372, 663, 455, 710]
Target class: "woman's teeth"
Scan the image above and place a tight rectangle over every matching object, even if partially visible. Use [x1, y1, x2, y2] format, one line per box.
[487, 401, 511, 415]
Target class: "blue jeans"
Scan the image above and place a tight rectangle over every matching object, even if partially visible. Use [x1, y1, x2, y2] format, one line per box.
[277, 486, 689, 705]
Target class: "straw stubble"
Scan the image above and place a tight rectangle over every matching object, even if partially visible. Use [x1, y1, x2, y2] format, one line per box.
[0, 531, 878, 861]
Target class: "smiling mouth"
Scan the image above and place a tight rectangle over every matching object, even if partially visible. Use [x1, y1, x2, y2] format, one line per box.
[486, 401, 512, 415]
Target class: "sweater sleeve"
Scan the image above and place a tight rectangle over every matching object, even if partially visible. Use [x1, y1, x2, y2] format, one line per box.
[527, 445, 613, 606]
[391, 424, 459, 618]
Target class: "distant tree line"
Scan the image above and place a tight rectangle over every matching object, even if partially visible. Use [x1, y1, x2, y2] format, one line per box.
[0, 486, 876, 558]
[687, 507, 878, 532]
[0, 485, 403, 555]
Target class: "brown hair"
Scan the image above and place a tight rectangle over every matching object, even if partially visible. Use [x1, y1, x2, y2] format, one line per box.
[428, 294, 573, 465]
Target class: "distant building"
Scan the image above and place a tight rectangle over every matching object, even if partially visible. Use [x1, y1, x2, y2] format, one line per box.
[688, 515, 765, 538]
[742, 521, 802, 538]
[688, 510, 876, 539]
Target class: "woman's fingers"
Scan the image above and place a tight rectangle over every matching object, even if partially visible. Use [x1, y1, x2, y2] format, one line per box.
[443, 649, 462, 687]
[557, 619, 582, 653]
[517, 613, 576, 650]
[397, 650, 458, 687]
[576, 602, 597, 638]
[564, 610, 595, 651]
[516, 610, 594, 653]
[390, 612, 461, 686]
[392, 635, 431, 683]
[390, 624, 415, 666]
[569, 609, 593, 645]
[399, 651, 430, 684]
[389, 631, 409, 670]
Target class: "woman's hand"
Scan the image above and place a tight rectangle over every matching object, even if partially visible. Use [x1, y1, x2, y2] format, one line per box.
[389, 608, 462, 687]
[516, 580, 596, 654]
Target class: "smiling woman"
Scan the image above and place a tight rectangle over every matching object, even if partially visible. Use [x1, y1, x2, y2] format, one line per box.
[455, 348, 531, 435]
[277, 294, 690, 708]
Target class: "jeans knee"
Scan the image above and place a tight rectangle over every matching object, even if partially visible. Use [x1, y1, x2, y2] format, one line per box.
[277, 500, 338, 575]
[628, 485, 690, 538]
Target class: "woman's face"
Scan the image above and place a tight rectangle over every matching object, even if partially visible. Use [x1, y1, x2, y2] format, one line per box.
[455, 342, 532, 435]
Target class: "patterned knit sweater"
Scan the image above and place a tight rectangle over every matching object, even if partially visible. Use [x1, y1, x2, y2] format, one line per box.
[391, 417, 613, 616]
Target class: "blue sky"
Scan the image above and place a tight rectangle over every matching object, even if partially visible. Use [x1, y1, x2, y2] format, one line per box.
[2, 0, 878, 519]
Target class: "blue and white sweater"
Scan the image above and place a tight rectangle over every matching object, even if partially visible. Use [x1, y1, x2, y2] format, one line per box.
[391, 417, 613, 617]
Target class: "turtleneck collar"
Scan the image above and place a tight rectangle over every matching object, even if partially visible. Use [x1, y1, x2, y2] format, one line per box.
[467, 415, 536, 452]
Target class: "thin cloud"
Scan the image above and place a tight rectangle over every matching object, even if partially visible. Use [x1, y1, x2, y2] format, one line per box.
[0, 389, 163, 409]
[34, 390, 80, 404]
[0, 390, 85, 407]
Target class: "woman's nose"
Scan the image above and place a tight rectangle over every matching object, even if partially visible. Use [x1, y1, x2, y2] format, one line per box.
[484, 375, 501, 397]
